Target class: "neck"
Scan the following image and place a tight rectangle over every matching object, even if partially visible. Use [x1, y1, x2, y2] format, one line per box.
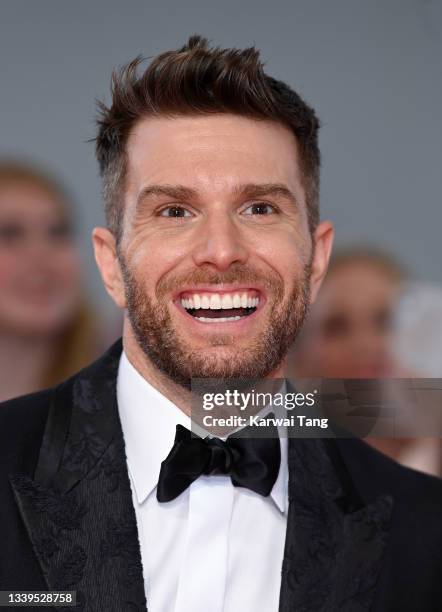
[0, 331, 58, 402]
[122, 325, 191, 415]
[122, 321, 288, 417]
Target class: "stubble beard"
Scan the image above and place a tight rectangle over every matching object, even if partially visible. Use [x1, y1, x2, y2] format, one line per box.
[119, 256, 312, 390]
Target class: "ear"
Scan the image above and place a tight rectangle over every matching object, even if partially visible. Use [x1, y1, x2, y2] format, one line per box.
[309, 220, 334, 303]
[92, 227, 127, 309]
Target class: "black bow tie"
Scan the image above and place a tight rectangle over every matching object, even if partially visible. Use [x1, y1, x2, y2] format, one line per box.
[157, 419, 281, 502]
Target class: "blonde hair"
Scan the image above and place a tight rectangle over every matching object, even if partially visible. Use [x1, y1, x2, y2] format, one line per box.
[0, 160, 99, 387]
[41, 304, 99, 387]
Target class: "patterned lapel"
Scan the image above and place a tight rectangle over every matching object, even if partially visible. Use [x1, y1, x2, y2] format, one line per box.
[9, 340, 147, 611]
[10, 342, 394, 612]
[279, 434, 393, 612]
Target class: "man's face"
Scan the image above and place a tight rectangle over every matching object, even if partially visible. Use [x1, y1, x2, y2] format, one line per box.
[95, 114, 332, 387]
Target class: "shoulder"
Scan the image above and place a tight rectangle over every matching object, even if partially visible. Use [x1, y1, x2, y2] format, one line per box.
[336, 438, 442, 603]
[335, 436, 442, 515]
[0, 388, 53, 442]
[336, 436, 442, 497]
[0, 340, 123, 477]
[0, 388, 54, 477]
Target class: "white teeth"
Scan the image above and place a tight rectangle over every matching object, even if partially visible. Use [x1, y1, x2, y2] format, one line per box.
[221, 294, 233, 309]
[181, 292, 260, 311]
[195, 315, 243, 323]
[210, 294, 222, 309]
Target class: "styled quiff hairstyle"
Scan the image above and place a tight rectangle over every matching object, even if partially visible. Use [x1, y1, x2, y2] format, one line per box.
[95, 35, 321, 242]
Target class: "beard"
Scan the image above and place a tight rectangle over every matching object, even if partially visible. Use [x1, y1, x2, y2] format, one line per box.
[119, 256, 312, 390]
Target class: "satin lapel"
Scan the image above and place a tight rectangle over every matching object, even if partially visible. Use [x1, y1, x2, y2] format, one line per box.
[279, 436, 393, 612]
[9, 340, 147, 612]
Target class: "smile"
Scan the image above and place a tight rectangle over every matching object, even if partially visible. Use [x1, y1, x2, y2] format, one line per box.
[178, 289, 261, 323]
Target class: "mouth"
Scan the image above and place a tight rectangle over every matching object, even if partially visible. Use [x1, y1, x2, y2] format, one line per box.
[175, 287, 263, 324]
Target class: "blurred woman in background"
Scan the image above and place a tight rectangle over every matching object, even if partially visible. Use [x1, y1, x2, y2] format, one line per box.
[291, 248, 404, 379]
[0, 161, 101, 402]
[290, 247, 441, 477]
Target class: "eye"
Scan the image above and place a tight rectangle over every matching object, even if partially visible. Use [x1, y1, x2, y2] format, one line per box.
[0, 223, 26, 244]
[322, 314, 350, 339]
[47, 222, 72, 242]
[158, 206, 193, 218]
[242, 202, 277, 216]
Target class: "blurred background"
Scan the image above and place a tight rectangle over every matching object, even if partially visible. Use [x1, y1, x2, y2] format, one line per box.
[1, 0, 441, 473]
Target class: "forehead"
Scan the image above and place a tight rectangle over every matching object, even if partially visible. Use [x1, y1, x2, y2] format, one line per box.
[0, 181, 64, 219]
[125, 114, 305, 204]
[318, 261, 399, 315]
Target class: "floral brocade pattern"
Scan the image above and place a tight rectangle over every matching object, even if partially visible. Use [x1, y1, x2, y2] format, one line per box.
[278, 437, 393, 612]
[10, 342, 147, 612]
[11, 437, 147, 611]
[10, 341, 394, 612]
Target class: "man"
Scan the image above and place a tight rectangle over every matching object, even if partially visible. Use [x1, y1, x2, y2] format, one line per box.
[1, 36, 441, 612]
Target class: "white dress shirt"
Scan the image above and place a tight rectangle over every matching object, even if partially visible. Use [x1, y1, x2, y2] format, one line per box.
[117, 351, 288, 612]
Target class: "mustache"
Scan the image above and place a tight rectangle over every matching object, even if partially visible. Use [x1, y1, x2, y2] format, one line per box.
[156, 264, 284, 297]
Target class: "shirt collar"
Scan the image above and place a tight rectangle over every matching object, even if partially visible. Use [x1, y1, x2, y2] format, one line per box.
[117, 351, 288, 514]
[117, 351, 190, 505]
[272, 435, 288, 514]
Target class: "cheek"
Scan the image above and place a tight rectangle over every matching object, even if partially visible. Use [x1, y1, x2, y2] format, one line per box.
[320, 338, 350, 363]
[48, 244, 81, 280]
[253, 228, 310, 284]
[0, 251, 22, 288]
[47, 248, 83, 308]
[126, 237, 188, 294]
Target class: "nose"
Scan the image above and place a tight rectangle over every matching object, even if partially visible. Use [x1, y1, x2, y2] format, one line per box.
[191, 210, 248, 271]
[25, 233, 55, 259]
[348, 325, 390, 371]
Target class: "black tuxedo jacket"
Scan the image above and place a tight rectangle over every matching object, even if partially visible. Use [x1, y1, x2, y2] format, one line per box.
[1, 340, 442, 611]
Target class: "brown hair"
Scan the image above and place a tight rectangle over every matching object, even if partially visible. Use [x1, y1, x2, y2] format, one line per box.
[95, 35, 321, 242]
[0, 160, 73, 228]
[327, 246, 407, 284]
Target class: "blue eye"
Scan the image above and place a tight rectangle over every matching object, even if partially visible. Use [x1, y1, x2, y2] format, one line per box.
[243, 202, 276, 215]
[159, 206, 192, 218]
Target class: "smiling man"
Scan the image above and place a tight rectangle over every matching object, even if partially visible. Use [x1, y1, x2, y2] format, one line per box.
[95, 111, 329, 391]
[1, 36, 442, 612]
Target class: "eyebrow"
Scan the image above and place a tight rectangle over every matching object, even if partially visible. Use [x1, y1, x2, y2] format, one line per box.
[234, 183, 299, 208]
[135, 182, 300, 211]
